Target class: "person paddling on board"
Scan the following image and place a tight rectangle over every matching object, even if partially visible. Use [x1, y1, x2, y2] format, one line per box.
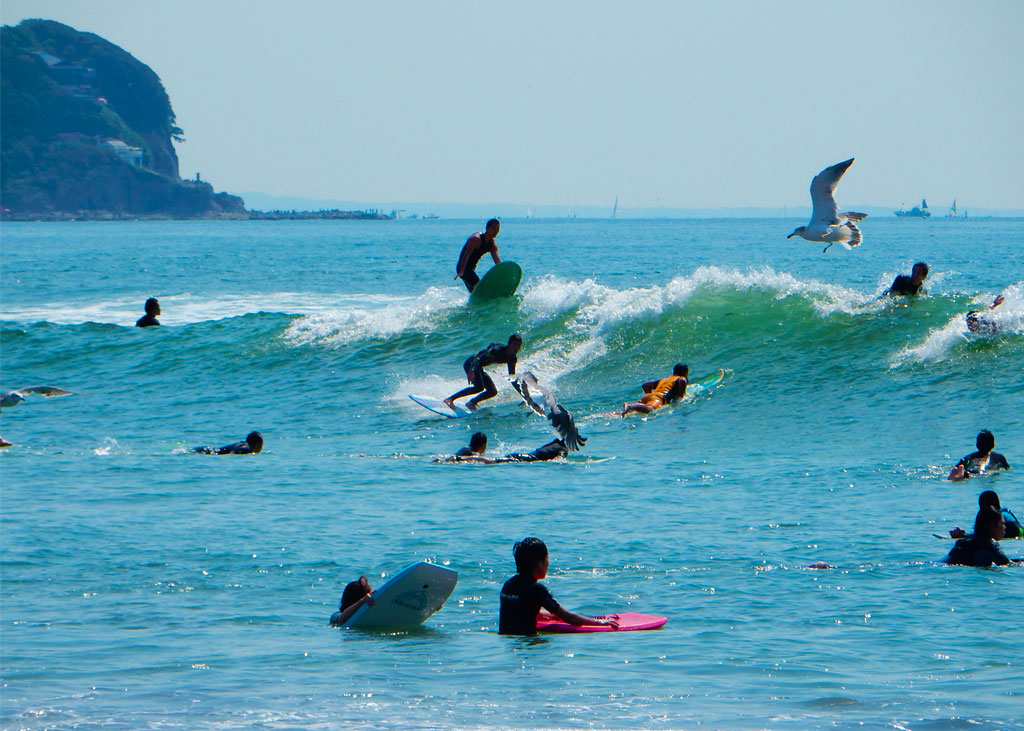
[966, 294, 1005, 334]
[455, 218, 501, 293]
[498, 537, 618, 635]
[444, 334, 521, 412]
[436, 432, 568, 463]
[136, 297, 161, 327]
[621, 363, 689, 416]
[948, 429, 1010, 481]
[886, 262, 929, 297]
[950, 490, 1023, 540]
[191, 430, 264, 455]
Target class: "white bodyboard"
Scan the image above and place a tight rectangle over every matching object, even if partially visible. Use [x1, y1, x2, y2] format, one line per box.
[409, 394, 474, 418]
[344, 562, 458, 628]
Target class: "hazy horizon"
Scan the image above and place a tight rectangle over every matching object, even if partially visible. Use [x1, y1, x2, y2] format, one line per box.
[3, 1, 1022, 212]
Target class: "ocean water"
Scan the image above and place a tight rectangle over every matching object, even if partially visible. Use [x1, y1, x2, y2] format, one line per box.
[1, 217, 1022, 730]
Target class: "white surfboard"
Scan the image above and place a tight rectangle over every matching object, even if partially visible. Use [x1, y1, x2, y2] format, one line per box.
[339, 562, 458, 628]
[409, 394, 474, 418]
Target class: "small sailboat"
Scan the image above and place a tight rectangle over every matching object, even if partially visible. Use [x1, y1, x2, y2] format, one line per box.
[611, 195, 618, 219]
[894, 198, 931, 218]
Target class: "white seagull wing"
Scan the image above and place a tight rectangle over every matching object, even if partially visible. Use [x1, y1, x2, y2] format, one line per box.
[809, 158, 854, 226]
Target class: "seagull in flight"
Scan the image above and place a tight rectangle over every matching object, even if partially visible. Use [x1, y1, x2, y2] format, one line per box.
[510, 372, 587, 451]
[1, 386, 73, 409]
[788, 158, 867, 252]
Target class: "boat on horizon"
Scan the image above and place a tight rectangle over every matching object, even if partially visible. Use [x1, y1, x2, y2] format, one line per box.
[895, 198, 931, 218]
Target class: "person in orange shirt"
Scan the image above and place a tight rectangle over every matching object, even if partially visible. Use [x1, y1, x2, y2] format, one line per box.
[621, 363, 689, 416]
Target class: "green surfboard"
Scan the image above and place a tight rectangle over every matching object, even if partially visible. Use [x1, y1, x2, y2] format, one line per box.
[470, 262, 522, 301]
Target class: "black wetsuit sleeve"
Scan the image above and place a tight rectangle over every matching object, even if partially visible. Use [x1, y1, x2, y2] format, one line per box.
[536, 582, 561, 614]
[454, 446, 474, 457]
[216, 441, 248, 455]
[992, 453, 1010, 470]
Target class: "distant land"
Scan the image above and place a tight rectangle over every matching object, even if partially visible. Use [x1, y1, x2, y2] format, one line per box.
[239, 193, 1024, 220]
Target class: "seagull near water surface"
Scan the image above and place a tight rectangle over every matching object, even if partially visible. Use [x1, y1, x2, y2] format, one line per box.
[1, 386, 73, 409]
[788, 158, 867, 252]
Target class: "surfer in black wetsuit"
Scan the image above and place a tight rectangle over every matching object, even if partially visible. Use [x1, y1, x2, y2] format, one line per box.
[948, 429, 1010, 481]
[966, 294, 1005, 334]
[943, 506, 1021, 567]
[454, 219, 501, 293]
[498, 537, 618, 635]
[436, 434, 567, 464]
[329, 575, 375, 626]
[444, 334, 521, 411]
[135, 297, 161, 327]
[950, 490, 1023, 540]
[191, 431, 263, 455]
[887, 262, 929, 297]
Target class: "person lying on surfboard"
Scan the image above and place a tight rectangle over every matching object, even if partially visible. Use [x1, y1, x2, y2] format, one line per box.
[621, 363, 688, 416]
[435, 432, 568, 464]
[499, 537, 618, 635]
[191, 430, 263, 455]
[948, 429, 1010, 481]
[329, 575, 375, 626]
[444, 334, 521, 412]
[454, 218, 501, 293]
[966, 294, 1005, 335]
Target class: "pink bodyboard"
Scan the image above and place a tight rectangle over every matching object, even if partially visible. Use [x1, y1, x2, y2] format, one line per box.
[536, 611, 666, 633]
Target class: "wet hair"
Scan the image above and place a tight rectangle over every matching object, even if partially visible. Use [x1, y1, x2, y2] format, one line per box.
[340, 575, 371, 611]
[973, 505, 1003, 539]
[246, 431, 264, 452]
[144, 297, 160, 314]
[976, 429, 995, 453]
[673, 363, 689, 377]
[978, 490, 1001, 510]
[469, 432, 487, 451]
[508, 333, 523, 346]
[912, 262, 929, 277]
[485, 218, 500, 230]
[513, 537, 548, 575]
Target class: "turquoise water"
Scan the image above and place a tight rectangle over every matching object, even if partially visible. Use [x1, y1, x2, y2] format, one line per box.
[1, 218, 1023, 730]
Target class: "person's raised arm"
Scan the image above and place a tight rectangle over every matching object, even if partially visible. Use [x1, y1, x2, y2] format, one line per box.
[334, 592, 374, 625]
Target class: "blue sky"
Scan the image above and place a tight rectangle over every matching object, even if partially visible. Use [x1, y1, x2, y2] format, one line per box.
[3, 0, 1023, 210]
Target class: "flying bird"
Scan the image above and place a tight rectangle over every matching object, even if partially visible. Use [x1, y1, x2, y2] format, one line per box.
[1, 386, 73, 409]
[510, 372, 587, 451]
[788, 158, 868, 252]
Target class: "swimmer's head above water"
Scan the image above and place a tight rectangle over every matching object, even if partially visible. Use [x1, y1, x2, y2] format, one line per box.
[976, 429, 995, 455]
[468, 432, 487, 454]
[673, 363, 689, 378]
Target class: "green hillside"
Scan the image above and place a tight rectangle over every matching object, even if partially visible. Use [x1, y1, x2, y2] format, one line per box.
[1, 19, 243, 218]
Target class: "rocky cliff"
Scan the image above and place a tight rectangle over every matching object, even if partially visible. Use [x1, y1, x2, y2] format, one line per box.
[1, 19, 244, 218]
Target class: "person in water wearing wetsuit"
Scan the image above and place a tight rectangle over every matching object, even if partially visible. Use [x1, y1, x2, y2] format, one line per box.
[948, 429, 1010, 481]
[455, 218, 501, 293]
[943, 506, 1021, 567]
[444, 334, 521, 412]
[621, 363, 689, 416]
[191, 431, 263, 455]
[498, 537, 618, 635]
[950, 490, 1023, 540]
[966, 294, 1005, 334]
[329, 575, 375, 626]
[887, 262, 929, 297]
[436, 433, 568, 464]
[135, 297, 161, 328]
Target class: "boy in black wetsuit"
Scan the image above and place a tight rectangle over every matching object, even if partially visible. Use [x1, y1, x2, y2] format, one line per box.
[437, 434, 567, 464]
[948, 429, 1010, 481]
[498, 537, 618, 635]
[444, 334, 521, 412]
[949, 490, 1023, 540]
[887, 262, 929, 297]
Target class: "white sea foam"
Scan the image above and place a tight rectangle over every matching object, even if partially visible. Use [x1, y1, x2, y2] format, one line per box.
[284, 286, 465, 346]
[0, 292, 353, 327]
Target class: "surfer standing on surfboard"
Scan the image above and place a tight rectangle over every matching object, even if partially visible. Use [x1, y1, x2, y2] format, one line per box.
[454, 218, 501, 293]
[444, 334, 521, 412]
[621, 363, 689, 416]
